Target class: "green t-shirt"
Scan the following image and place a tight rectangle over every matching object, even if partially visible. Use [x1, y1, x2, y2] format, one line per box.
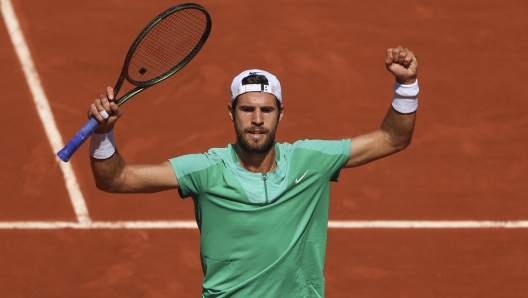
[169, 139, 350, 297]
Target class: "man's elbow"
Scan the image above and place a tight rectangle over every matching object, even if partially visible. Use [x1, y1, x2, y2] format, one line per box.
[382, 130, 413, 153]
[94, 179, 123, 193]
[395, 137, 412, 151]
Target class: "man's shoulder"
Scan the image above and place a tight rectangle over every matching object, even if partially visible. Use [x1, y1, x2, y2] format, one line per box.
[278, 139, 350, 154]
[169, 144, 234, 175]
[205, 144, 233, 155]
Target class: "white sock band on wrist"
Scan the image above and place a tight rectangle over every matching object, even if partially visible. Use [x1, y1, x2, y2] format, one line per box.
[392, 79, 419, 114]
[89, 129, 116, 159]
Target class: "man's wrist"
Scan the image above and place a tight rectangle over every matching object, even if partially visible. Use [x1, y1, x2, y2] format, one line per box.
[396, 77, 417, 85]
[89, 128, 116, 159]
[392, 79, 419, 114]
[94, 124, 115, 134]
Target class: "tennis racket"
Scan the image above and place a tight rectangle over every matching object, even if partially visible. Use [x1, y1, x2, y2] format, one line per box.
[57, 3, 212, 162]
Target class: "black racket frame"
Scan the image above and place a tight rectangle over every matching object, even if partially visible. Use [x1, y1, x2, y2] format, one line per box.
[114, 3, 212, 106]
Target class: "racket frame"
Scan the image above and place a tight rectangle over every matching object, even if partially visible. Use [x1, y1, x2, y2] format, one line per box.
[56, 3, 212, 162]
[114, 3, 212, 106]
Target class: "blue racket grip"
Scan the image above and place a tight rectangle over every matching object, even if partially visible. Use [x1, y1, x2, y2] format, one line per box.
[57, 117, 100, 162]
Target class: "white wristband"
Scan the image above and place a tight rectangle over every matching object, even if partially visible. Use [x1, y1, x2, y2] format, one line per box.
[392, 79, 419, 114]
[89, 129, 116, 159]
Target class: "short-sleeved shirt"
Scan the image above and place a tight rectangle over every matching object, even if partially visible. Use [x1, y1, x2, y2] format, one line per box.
[169, 139, 350, 298]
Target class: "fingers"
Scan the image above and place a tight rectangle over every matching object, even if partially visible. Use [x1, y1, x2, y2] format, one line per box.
[385, 48, 394, 65]
[88, 94, 110, 122]
[87, 86, 123, 125]
[106, 86, 115, 101]
[385, 46, 419, 84]
[386, 46, 415, 67]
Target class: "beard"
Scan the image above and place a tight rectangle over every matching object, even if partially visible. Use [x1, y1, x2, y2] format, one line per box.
[235, 125, 277, 154]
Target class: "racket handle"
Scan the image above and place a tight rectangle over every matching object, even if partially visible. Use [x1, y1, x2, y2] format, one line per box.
[57, 117, 100, 162]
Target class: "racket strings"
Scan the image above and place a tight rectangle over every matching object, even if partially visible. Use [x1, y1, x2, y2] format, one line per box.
[139, 12, 203, 67]
[128, 8, 209, 84]
[133, 11, 205, 70]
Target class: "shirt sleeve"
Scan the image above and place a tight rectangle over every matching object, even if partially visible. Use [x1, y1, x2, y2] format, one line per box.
[291, 139, 351, 182]
[168, 153, 223, 199]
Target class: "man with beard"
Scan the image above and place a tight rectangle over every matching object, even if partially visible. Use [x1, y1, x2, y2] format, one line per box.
[87, 46, 419, 297]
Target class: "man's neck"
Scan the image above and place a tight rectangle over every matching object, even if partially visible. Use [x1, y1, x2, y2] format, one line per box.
[235, 143, 277, 174]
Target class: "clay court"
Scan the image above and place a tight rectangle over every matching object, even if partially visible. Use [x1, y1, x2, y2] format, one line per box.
[1, 0, 527, 297]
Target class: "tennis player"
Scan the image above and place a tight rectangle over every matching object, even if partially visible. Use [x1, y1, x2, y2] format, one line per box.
[88, 46, 419, 297]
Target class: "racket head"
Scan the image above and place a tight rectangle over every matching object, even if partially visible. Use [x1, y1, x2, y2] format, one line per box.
[122, 3, 212, 88]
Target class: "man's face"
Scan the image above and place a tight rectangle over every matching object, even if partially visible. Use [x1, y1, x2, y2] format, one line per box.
[229, 92, 283, 154]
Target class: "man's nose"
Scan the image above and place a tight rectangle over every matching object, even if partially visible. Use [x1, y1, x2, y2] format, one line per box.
[252, 110, 264, 125]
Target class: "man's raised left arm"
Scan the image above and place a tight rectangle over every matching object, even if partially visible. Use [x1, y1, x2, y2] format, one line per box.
[344, 46, 419, 168]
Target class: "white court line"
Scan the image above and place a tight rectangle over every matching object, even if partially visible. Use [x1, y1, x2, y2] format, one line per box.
[1, 0, 91, 223]
[0, 221, 198, 229]
[1, 221, 528, 229]
[328, 220, 528, 229]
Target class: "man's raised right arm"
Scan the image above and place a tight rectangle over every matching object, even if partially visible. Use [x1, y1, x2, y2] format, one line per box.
[88, 86, 179, 193]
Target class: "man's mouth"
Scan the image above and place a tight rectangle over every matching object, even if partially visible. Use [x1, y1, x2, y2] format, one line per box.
[245, 127, 267, 133]
[249, 132, 264, 136]
[246, 129, 268, 138]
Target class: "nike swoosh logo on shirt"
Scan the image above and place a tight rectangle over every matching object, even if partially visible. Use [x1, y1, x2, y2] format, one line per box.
[295, 170, 310, 184]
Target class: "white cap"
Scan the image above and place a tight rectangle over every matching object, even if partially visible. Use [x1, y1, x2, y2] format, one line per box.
[230, 69, 282, 102]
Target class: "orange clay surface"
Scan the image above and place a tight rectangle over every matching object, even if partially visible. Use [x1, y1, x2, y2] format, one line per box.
[1, 0, 528, 297]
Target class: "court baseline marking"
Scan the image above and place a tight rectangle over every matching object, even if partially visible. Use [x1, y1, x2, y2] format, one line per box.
[1, 221, 528, 229]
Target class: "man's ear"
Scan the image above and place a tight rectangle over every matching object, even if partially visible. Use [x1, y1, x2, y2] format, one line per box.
[278, 104, 284, 122]
[228, 102, 234, 121]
